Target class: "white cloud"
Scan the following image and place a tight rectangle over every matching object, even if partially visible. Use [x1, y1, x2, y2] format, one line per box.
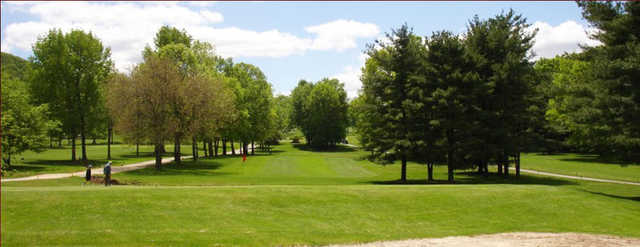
[528, 20, 601, 59]
[331, 53, 368, 99]
[306, 19, 380, 51]
[2, 2, 379, 72]
[200, 10, 224, 23]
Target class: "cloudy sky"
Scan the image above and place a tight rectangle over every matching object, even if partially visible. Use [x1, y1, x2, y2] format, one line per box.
[1, 1, 599, 98]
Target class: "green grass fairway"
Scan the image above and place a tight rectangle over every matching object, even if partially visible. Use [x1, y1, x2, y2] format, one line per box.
[3, 142, 640, 246]
[522, 153, 640, 183]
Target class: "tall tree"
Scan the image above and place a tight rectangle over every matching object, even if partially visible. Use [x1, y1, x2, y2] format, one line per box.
[422, 31, 477, 182]
[573, 1, 640, 161]
[360, 24, 424, 182]
[107, 56, 183, 169]
[30, 29, 113, 164]
[465, 11, 536, 176]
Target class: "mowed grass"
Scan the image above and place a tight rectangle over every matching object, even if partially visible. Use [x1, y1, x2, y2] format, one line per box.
[2, 142, 640, 246]
[522, 153, 640, 183]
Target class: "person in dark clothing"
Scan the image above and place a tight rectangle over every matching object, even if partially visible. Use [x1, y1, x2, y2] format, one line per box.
[85, 164, 92, 184]
[104, 161, 112, 186]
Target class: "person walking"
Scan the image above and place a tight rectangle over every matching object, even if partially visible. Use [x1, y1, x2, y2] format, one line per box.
[104, 161, 112, 186]
[85, 164, 92, 184]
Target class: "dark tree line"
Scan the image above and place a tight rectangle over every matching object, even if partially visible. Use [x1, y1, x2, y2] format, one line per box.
[355, 11, 536, 183]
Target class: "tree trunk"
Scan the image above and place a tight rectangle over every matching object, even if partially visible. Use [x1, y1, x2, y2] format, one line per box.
[58, 138, 62, 147]
[136, 143, 139, 157]
[231, 139, 235, 155]
[92, 138, 97, 145]
[427, 163, 434, 182]
[107, 125, 112, 160]
[71, 137, 76, 161]
[504, 163, 509, 177]
[222, 138, 227, 156]
[516, 153, 521, 178]
[214, 139, 219, 157]
[154, 143, 162, 169]
[174, 135, 181, 165]
[203, 141, 208, 158]
[208, 140, 214, 158]
[50, 136, 53, 148]
[192, 136, 198, 161]
[401, 154, 407, 182]
[251, 141, 255, 155]
[447, 150, 454, 183]
[81, 130, 88, 164]
[160, 144, 166, 153]
[497, 163, 503, 175]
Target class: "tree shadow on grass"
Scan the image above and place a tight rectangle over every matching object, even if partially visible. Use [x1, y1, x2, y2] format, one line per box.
[558, 156, 638, 166]
[118, 152, 156, 159]
[125, 160, 236, 177]
[367, 171, 577, 186]
[581, 190, 640, 202]
[292, 143, 358, 153]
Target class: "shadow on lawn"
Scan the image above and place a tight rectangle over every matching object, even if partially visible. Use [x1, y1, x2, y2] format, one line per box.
[582, 190, 640, 202]
[540, 153, 638, 166]
[292, 143, 358, 153]
[126, 160, 236, 177]
[367, 171, 577, 186]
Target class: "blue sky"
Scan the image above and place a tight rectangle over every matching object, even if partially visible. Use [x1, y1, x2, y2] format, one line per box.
[1, 1, 596, 97]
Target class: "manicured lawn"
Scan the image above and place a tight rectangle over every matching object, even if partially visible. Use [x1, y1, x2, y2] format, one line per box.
[522, 153, 640, 183]
[2, 142, 640, 246]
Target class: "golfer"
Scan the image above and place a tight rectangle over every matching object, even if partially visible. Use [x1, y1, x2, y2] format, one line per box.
[85, 164, 92, 183]
[104, 161, 112, 186]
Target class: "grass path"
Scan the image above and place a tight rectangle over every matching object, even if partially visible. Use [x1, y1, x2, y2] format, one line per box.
[513, 167, 640, 186]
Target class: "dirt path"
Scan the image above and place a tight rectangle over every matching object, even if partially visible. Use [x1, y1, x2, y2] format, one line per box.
[325, 232, 640, 247]
[1, 156, 191, 183]
[512, 167, 640, 186]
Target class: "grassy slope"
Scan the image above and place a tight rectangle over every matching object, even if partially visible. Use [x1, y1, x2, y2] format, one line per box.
[3, 142, 640, 246]
[521, 153, 640, 183]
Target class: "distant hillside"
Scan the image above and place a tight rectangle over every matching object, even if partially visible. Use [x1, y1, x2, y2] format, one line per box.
[1, 52, 31, 81]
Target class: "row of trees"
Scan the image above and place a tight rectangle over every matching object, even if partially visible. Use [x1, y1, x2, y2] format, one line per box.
[1, 25, 289, 170]
[352, 11, 536, 183]
[290, 78, 349, 148]
[108, 26, 285, 168]
[353, 2, 640, 183]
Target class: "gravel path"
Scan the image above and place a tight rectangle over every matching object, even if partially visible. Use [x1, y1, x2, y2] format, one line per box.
[324, 232, 640, 247]
[2, 147, 258, 183]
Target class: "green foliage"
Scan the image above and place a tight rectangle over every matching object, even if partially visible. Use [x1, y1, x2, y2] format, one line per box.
[464, 10, 536, 166]
[153, 25, 192, 49]
[360, 24, 424, 165]
[534, 2, 640, 161]
[1, 79, 50, 169]
[291, 78, 349, 148]
[1, 52, 31, 81]
[30, 29, 113, 161]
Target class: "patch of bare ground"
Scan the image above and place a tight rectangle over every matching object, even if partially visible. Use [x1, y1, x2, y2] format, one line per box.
[324, 232, 640, 247]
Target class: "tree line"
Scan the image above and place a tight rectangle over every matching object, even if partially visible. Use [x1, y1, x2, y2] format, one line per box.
[351, 2, 640, 183]
[2, 1, 638, 179]
[1, 26, 293, 170]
